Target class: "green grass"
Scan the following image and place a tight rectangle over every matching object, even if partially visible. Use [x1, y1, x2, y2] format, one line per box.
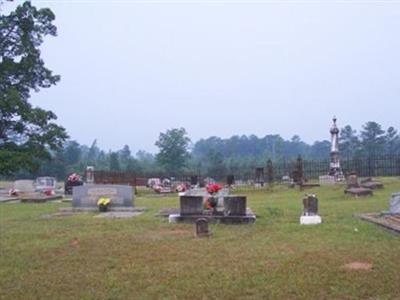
[1, 178, 400, 299]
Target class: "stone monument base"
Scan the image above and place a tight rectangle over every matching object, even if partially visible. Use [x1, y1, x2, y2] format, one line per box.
[344, 188, 373, 197]
[361, 182, 384, 190]
[59, 206, 146, 213]
[355, 213, 400, 234]
[300, 215, 322, 225]
[20, 194, 63, 203]
[169, 208, 256, 225]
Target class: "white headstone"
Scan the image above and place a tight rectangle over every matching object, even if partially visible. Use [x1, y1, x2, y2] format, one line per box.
[389, 193, 400, 214]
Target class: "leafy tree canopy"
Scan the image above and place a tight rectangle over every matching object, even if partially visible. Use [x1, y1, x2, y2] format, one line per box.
[155, 128, 191, 176]
[0, 1, 67, 175]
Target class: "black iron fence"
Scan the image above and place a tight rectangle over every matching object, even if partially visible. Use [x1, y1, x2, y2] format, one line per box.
[136, 155, 400, 185]
[182, 155, 400, 183]
[243, 155, 400, 181]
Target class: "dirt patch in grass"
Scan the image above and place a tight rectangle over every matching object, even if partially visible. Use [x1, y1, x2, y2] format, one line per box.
[147, 227, 193, 238]
[342, 261, 373, 271]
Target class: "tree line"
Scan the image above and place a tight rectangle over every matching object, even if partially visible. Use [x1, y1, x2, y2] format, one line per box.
[9, 121, 400, 180]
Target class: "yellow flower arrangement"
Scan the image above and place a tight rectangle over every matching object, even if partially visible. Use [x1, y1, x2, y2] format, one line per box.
[97, 197, 111, 206]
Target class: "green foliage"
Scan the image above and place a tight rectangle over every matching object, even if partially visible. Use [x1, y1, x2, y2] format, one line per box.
[339, 125, 360, 158]
[155, 127, 190, 175]
[109, 152, 120, 171]
[385, 126, 400, 155]
[0, 1, 67, 175]
[360, 121, 386, 156]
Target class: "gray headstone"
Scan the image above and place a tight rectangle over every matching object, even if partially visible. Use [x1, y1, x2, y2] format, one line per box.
[390, 193, 400, 214]
[72, 185, 133, 208]
[223, 196, 246, 216]
[195, 218, 209, 237]
[346, 174, 359, 188]
[303, 195, 318, 216]
[180, 196, 203, 215]
[86, 166, 94, 184]
[13, 180, 35, 193]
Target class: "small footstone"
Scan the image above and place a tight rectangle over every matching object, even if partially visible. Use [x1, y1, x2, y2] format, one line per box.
[195, 218, 210, 237]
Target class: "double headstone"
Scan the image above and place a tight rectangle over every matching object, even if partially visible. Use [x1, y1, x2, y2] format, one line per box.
[72, 185, 133, 209]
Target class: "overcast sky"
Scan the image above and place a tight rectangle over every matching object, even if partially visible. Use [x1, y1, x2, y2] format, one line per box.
[3, 0, 400, 153]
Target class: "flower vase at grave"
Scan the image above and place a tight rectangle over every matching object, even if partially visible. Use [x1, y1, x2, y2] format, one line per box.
[99, 204, 108, 212]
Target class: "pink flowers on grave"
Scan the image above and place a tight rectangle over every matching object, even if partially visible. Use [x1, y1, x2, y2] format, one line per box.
[9, 188, 19, 196]
[176, 184, 186, 193]
[206, 183, 222, 195]
[68, 173, 81, 182]
[43, 189, 55, 196]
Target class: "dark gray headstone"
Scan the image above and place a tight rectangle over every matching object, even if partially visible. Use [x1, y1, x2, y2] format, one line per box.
[227, 175, 235, 186]
[190, 176, 198, 185]
[223, 196, 246, 216]
[180, 196, 203, 215]
[390, 193, 400, 214]
[195, 218, 209, 237]
[303, 195, 318, 216]
[346, 174, 359, 188]
[72, 185, 133, 208]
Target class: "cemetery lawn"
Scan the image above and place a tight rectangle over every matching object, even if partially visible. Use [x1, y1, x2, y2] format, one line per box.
[1, 178, 400, 300]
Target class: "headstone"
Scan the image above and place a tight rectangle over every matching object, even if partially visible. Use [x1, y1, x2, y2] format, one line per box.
[303, 194, 318, 216]
[195, 218, 210, 237]
[292, 155, 304, 185]
[35, 177, 56, 191]
[346, 173, 359, 188]
[344, 172, 373, 197]
[390, 193, 400, 214]
[266, 160, 274, 187]
[223, 196, 246, 216]
[13, 180, 35, 193]
[86, 166, 94, 184]
[300, 194, 321, 225]
[72, 185, 133, 208]
[227, 175, 235, 186]
[319, 175, 336, 185]
[190, 176, 198, 186]
[180, 195, 203, 215]
[255, 168, 265, 186]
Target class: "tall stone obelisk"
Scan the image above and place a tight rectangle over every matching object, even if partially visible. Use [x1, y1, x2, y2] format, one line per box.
[329, 117, 343, 179]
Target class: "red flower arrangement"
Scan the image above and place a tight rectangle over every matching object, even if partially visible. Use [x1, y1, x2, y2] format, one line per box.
[205, 183, 222, 210]
[206, 183, 222, 195]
